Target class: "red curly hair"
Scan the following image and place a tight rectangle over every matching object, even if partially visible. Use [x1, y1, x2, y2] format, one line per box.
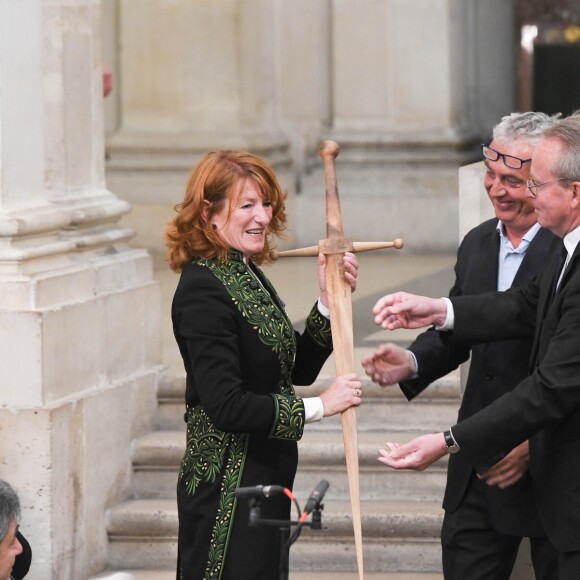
[165, 150, 288, 272]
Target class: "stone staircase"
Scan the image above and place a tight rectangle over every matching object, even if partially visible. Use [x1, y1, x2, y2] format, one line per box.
[89, 368, 460, 579]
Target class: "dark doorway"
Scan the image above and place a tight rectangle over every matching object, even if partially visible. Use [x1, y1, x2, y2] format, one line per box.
[533, 43, 580, 116]
[518, 23, 580, 116]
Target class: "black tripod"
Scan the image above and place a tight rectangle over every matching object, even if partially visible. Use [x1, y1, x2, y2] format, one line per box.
[235, 481, 329, 580]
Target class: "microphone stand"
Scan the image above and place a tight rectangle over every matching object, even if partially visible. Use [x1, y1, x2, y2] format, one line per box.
[246, 497, 324, 580]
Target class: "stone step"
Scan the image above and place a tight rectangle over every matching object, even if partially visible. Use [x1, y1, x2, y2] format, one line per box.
[101, 370, 457, 576]
[291, 536, 442, 574]
[90, 573, 173, 580]
[157, 372, 461, 404]
[132, 430, 448, 502]
[295, 430, 447, 503]
[295, 574, 443, 580]
[156, 373, 461, 432]
[89, 570, 443, 579]
[105, 498, 443, 573]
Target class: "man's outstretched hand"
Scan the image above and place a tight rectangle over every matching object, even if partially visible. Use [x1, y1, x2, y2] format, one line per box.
[361, 343, 414, 386]
[372, 292, 448, 331]
[378, 433, 447, 471]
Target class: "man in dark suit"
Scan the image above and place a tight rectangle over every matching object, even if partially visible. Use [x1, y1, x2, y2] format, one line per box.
[367, 113, 580, 579]
[363, 112, 560, 579]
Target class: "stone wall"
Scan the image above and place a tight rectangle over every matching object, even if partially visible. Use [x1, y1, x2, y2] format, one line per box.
[103, 0, 517, 253]
[0, 2, 161, 577]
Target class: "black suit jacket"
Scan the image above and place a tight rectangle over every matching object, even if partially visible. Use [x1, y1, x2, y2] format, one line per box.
[450, 234, 580, 552]
[12, 531, 31, 579]
[400, 220, 559, 536]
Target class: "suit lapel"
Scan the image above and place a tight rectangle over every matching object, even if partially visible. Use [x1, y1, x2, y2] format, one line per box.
[530, 238, 569, 366]
[513, 228, 559, 288]
[556, 245, 580, 293]
[474, 226, 500, 292]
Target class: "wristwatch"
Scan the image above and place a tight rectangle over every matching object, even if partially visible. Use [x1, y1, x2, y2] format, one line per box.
[443, 429, 460, 454]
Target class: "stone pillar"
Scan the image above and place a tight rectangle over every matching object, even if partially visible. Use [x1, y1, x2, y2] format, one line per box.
[458, 161, 493, 239]
[273, 0, 333, 189]
[0, 1, 161, 578]
[456, 160, 490, 395]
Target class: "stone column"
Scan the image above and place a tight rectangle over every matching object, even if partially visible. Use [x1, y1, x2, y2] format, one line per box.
[105, 0, 293, 200]
[0, 1, 161, 578]
[458, 161, 493, 239]
[296, 0, 515, 252]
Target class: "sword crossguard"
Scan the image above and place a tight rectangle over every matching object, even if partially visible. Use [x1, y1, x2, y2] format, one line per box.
[269, 239, 403, 260]
[319, 237, 354, 255]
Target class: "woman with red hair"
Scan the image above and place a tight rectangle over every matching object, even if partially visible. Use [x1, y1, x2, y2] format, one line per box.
[166, 150, 362, 580]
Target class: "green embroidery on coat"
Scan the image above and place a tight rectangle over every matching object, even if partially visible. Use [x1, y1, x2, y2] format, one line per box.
[184, 254, 307, 578]
[180, 406, 248, 580]
[204, 434, 248, 580]
[270, 394, 305, 440]
[180, 406, 229, 496]
[196, 254, 298, 400]
[305, 304, 332, 347]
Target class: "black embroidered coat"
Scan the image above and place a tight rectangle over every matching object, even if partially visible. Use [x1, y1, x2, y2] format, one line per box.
[172, 252, 333, 580]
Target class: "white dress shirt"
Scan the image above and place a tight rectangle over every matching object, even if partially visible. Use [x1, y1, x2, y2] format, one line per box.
[441, 224, 580, 330]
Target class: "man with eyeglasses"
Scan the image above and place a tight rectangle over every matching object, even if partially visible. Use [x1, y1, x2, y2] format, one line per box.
[367, 112, 580, 579]
[362, 112, 560, 579]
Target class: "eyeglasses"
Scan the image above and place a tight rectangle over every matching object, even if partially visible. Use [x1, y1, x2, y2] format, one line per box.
[526, 178, 568, 197]
[481, 144, 531, 170]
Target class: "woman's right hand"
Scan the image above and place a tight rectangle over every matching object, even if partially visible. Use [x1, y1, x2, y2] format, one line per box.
[318, 251, 359, 309]
[320, 373, 362, 417]
[372, 292, 448, 330]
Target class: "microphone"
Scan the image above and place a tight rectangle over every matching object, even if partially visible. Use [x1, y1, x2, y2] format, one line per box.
[234, 484, 285, 499]
[300, 480, 329, 521]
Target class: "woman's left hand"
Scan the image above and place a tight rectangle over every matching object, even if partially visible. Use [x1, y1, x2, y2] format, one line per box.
[320, 372, 363, 417]
[319, 251, 359, 308]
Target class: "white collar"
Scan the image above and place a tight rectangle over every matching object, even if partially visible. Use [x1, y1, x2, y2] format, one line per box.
[562, 225, 580, 258]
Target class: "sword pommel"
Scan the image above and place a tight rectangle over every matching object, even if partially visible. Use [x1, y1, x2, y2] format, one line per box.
[319, 140, 340, 161]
